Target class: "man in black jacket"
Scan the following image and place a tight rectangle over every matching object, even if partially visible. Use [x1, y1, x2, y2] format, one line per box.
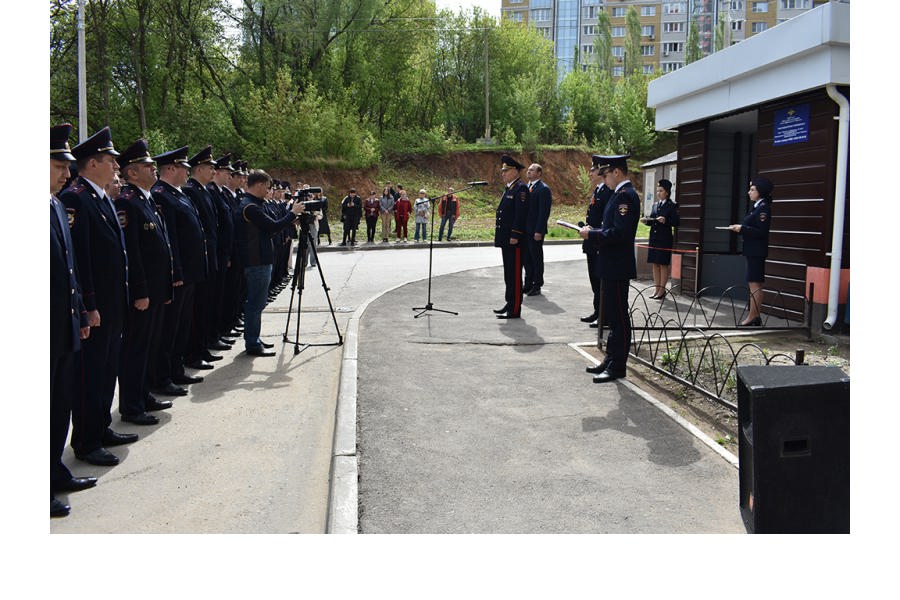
[582, 155, 613, 328]
[50, 124, 96, 516]
[523, 163, 552, 296]
[235, 170, 304, 356]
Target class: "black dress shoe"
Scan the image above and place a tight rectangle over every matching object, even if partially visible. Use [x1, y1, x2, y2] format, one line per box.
[208, 341, 231, 351]
[185, 360, 214, 370]
[76, 447, 120, 466]
[496, 313, 521, 319]
[593, 369, 626, 384]
[172, 373, 203, 385]
[220, 337, 236, 345]
[121, 412, 159, 426]
[51, 497, 70, 518]
[527, 287, 542, 296]
[581, 313, 598, 323]
[586, 361, 610, 375]
[202, 352, 224, 362]
[246, 347, 276, 357]
[53, 476, 97, 493]
[589, 321, 599, 328]
[102, 429, 139, 446]
[739, 316, 762, 327]
[261, 341, 275, 349]
[493, 305, 510, 314]
[155, 382, 189, 396]
[145, 396, 173, 411]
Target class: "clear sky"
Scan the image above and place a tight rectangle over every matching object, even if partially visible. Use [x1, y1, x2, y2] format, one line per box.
[436, 0, 501, 18]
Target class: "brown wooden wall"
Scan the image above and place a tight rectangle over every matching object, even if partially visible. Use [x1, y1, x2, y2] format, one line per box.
[756, 88, 848, 321]
[674, 123, 707, 295]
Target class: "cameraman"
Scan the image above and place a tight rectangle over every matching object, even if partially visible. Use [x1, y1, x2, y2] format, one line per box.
[236, 169, 305, 357]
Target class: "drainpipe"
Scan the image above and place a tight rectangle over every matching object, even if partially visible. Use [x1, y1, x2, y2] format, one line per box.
[823, 84, 849, 330]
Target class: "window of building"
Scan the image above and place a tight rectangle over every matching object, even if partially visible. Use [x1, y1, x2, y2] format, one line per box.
[508, 0, 525, 3]
[584, 5, 599, 19]
[642, 25, 655, 37]
[729, 1, 744, 9]
[612, 66, 624, 76]
[612, 26, 626, 37]
[661, 62, 683, 73]
[662, 42, 684, 54]
[612, 7, 627, 17]
[643, 64, 656, 75]
[731, 20, 744, 31]
[641, 45, 655, 56]
[664, 2, 686, 14]
[531, 8, 551, 21]
[582, 44, 595, 55]
[536, 26, 552, 38]
[751, 21, 768, 32]
[641, 6, 657, 17]
[583, 25, 596, 36]
[511, 11, 524, 23]
[780, 0, 809, 8]
[663, 22, 685, 33]
[612, 46, 625, 58]
[752, 2, 769, 13]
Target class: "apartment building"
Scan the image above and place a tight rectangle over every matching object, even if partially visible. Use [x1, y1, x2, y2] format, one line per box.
[500, 0, 830, 77]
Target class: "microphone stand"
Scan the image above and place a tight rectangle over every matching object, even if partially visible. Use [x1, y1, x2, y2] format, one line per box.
[412, 182, 487, 319]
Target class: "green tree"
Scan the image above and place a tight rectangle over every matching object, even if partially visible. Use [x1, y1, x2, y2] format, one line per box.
[593, 11, 613, 75]
[685, 20, 702, 64]
[624, 6, 642, 77]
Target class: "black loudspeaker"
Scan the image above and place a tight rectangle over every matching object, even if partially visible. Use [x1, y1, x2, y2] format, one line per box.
[737, 365, 850, 533]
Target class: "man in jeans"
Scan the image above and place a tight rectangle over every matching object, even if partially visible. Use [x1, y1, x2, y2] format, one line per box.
[235, 169, 304, 356]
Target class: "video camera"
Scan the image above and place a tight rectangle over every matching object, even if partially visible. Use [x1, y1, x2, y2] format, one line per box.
[293, 186, 325, 212]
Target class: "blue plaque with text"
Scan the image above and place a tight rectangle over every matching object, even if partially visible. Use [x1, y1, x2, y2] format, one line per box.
[773, 104, 810, 146]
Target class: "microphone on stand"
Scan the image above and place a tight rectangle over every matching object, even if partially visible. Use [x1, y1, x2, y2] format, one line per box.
[467, 181, 488, 186]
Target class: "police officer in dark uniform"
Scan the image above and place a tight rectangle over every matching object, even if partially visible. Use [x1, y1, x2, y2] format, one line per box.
[494, 154, 529, 319]
[115, 139, 174, 426]
[60, 127, 138, 466]
[151, 146, 208, 395]
[582, 155, 613, 328]
[219, 156, 245, 338]
[579, 155, 640, 383]
[207, 153, 237, 347]
[50, 124, 96, 517]
[729, 177, 773, 326]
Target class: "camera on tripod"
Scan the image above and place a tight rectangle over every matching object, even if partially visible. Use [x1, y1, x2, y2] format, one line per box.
[293, 186, 326, 212]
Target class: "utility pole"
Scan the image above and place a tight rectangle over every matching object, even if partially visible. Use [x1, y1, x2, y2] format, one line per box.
[77, 0, 88, 141]
[479, 27, 493, 144]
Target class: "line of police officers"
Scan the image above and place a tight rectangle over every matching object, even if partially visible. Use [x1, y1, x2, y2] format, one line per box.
[50, 124, 300, 518]
[492, 153, 640, 384]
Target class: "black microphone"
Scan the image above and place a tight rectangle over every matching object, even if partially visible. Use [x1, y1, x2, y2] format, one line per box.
[467, 181, 488, 186]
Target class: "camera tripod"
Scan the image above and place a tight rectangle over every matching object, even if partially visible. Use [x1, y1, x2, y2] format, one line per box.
[283, 223, 343, 355]
[412, 181, 487, 318]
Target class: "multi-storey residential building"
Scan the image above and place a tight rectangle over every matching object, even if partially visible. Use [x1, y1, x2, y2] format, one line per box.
[500, 0, 829, 78]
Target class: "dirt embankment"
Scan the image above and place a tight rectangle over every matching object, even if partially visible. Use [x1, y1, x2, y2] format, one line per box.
[268, 149, 639, 205]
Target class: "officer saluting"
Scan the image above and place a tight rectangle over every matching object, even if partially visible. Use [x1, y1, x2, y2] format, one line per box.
[582, 155, 613, 329]
[493, 154, 529, 319]
[50, 124, 96, 517]
[579, 154, 640, 383]
[60, 126, 138, 466]
[115, 139, 174, 426]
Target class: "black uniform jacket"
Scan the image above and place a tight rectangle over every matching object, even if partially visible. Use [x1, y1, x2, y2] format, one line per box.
[51, 196, 87, 358]
[183, 178, 219, 273]
[525, 179, 552, 236]
[58, 176, 129, 315]
[583, 184, 612, 255]
[647, 198, 680, 248]
[207, 182, 235, 268]
[494, 178, 528, 247]
[152, 179, 208, 285]
[588, 181, 641, 280]
[115, 183, 173, 305]
[740, 198, 772, 258]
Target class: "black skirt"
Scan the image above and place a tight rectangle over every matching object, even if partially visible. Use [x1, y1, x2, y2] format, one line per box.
[745, 256, 766, 283]
[647, 232, 674, 266]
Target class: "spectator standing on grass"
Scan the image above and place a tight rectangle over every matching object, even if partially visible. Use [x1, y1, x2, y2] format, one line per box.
[395, 189, 412, 242]
[364, 190, 380, 243]
[438, 187, 460, 242]
[379, 186, 395, 242]
[414, 189, 430, 242]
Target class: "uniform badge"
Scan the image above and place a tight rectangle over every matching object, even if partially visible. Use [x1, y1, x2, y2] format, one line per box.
[117, 210, 128, 228]
[759, 212, 768, 222]
[66, 208, 75, 228]
[618, 203, 629, 216]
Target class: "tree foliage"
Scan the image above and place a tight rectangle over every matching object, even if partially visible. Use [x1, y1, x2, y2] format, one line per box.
[49, 1, 664, 168]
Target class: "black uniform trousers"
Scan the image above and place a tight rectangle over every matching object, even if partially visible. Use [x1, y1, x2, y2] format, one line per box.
[586, 252, 603, 317]
[501, 244, 524, 316]
[186, 278, 214, 361]
[157, 282, 195, 385]
[523, 237, 545, 290]
[601, 278, 631, 374]
[71, 312, 124, 454]
[51, 352, 78, 486]
[119, 301, 164, 416]
[221, 259, 244, 332]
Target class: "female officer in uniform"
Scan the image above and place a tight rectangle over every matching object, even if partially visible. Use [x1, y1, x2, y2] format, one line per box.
[728, 177, 773, 326]
[643, 179, 679, 299]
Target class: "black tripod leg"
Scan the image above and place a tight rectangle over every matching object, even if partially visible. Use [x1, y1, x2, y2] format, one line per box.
[308, 232, 343, 344]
